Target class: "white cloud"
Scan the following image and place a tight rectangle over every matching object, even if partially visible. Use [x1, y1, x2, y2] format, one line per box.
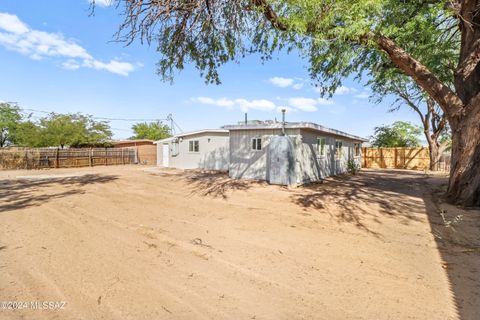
[268, 77, 294, 88]
[335, 86, 350, 95]
[354, 92, 370, 99]
[268, 76, 304, 90]
[292, 83, 304, 90]
[288, 97, 318, 112]
[193, 97, 276, 112]
[0, 13, 29, 34]
[89, 0, 113, 7]
[317, 97, 334, 105]
[194, 95, 334, 113]
[0, 12, 136, 76]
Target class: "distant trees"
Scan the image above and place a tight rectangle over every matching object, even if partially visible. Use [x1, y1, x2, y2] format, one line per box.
[0, 103, 112, 148]
[370, 121, 422, 148]
[130, 121, 170, 141]
[39, 113, 112, 148]
[0, 103, 22, 147]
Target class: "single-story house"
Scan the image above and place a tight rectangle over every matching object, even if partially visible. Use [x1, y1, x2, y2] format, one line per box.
[155, 129, 229, 170]
[112, 139, 157, 165]
[222, 121, 367, 186]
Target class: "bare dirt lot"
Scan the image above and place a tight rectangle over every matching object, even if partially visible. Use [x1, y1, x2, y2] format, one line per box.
[0, 166, 479, 320]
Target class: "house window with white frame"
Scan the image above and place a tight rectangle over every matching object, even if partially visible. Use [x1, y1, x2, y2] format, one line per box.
[252, 137, 262, 151]
[317, 137, 326, 157]
[335, 140, 343, 159]
[189, 140, 199, 152]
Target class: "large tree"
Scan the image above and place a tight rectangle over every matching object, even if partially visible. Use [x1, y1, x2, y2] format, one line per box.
[39, 113, 112, 148]
[371, 121, 422, 148]
[369, 72, 451, 171]
[103, 0, 480, 206]
[130, 121, 171, 140]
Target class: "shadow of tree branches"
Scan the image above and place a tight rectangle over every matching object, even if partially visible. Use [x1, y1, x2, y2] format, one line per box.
[183, 170, 254, 199]
[0, 174, 118, 213]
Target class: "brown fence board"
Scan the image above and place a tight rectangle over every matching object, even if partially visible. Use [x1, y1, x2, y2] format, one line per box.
[0, 147, 137, 170]
[362, 147, 450, 171]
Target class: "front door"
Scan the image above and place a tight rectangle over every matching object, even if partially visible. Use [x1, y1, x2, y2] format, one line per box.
[162, 144, 169, 167]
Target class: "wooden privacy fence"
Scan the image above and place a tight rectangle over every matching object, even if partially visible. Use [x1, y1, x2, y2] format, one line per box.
[362, 147, 451, 171]
[0, 148, 137, 170]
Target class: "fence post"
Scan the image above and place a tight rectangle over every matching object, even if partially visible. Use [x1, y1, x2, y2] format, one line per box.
[55, 147, 59, 168]
[121, 148, 124, 165]
[363, 147, 367, 168]
[89, 148, 93, 167]
[105, 147, 108, 166]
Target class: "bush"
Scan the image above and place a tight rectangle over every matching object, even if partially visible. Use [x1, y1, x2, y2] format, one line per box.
[347, 159, 360, 175]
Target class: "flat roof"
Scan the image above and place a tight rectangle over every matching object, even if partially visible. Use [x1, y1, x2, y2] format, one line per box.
[222, 122, 368, 142]
[154, 129, 229, 143]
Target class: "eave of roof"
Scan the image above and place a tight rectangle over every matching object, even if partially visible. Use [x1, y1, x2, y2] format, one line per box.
[154, 129, 229, 143]
[222, 122, 368, 142]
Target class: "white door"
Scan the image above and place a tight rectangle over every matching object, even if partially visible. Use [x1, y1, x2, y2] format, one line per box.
[162, 144, 169, 167]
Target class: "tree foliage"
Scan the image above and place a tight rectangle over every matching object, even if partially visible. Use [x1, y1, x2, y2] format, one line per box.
[0, 103, 23, 147]
[370, 121, 422, 148]
[0, 105, 113, 148]
[130, 121, 171, 141]
[39, 113, 112, 148]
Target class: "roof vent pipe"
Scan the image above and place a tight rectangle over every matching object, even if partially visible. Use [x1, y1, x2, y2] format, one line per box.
[244, 113, 248, 125]
[281, 109, 286, 136]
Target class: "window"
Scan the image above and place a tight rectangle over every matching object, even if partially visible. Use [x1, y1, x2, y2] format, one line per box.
[335, 140, 343, 159]
[189, 140, 199, 152]
[354, 143, 361, 157]
[317, 137, 326, 156]
[252, 138, 262, 151]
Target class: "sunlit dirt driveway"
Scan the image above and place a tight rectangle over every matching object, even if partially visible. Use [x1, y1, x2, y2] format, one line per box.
[0, 166, 478, 319]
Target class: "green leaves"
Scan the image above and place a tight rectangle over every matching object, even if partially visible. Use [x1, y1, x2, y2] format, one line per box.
[130, 121, 171, 141]
[0, 105, 113, 148]
[113, 0, 458, 96]
[370, 121, 423, 147]
[39, 113, 112, 148]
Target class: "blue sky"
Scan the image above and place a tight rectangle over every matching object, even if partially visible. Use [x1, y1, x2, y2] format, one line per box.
[0, 0, 423, 140]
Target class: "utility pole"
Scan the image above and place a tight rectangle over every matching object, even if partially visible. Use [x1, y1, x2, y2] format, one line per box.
[166, 114, 174, 135]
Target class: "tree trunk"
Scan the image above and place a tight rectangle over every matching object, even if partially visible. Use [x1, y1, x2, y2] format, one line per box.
[428, 142, 440, 171]
[446, 99, 480, 206]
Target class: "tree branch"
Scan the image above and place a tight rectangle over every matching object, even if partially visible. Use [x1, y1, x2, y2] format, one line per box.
[370, 33, 464, 119]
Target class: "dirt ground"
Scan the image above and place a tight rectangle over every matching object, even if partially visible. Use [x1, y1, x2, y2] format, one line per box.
[0, 165, 479, 320]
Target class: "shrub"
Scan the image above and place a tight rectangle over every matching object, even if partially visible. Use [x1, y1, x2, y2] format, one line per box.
[347, 159, 360, 175]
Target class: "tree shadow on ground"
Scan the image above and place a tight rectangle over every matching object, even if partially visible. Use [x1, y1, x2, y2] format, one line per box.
[292, 169, 427, 236]
[424, 181, 480, 320]
[0, 174, 118, 213]
[293, 168, 480, 319]
[183, 170, 254, 199]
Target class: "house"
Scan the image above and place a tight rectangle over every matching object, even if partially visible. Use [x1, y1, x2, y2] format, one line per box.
[112, 139, 156, 165]
[222, 121, 367, 186]
[155, 129, 229, 170]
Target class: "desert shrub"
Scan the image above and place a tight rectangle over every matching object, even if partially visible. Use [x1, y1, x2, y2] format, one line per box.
[347, 159, 360, 175]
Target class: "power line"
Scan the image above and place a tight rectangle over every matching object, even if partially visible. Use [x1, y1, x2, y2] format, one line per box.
[5, 102, 183, 133]
[19, 107, 168, 122]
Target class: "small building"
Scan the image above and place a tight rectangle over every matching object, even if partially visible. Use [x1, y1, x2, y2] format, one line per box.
[155, 130, 229, 170]
[112, 139, 157, 165]
[223, 121, 367, 186]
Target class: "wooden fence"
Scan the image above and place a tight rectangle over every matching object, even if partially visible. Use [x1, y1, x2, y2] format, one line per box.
[362, 147, 451, 171]
[0, 147, 137, 170]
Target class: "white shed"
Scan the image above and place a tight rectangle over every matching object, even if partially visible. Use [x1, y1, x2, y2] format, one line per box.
[155, 129, 229, 170]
